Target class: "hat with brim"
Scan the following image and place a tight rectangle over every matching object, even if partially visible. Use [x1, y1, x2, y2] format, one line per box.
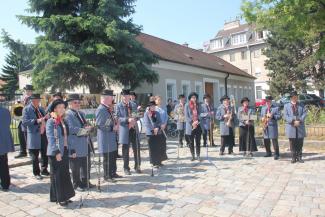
[188, 92, 198, 101]
[52, 92, 63, 98]
[24, 85, 34, 91]
[121, 89, 130, 96]
[101, 89, 115, 96]
[265, 96, 273, 101]
[178, 94, 185, 99]
[49, 99, 67, 113]
[241, 97, 250, 104]
[148, 101, 157, 107]
[289, 91, 298, 98]
[130, 91, 136, 97]
[66, 94, 82, 102]
[220, 95, 230, 102]
[29, 94, 42, 99]
[203, 94, 211, 100]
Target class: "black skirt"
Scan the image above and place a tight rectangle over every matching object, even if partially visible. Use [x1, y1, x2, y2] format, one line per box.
[239, 125, 258, 152]
[49, 148, 75, 203]
[148, 134, 168, 165]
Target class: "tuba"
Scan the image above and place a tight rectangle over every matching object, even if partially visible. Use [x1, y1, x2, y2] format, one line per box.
[11, 103, 24, 120]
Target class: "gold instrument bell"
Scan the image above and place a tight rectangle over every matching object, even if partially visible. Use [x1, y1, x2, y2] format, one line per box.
[12, 103, 24, 120]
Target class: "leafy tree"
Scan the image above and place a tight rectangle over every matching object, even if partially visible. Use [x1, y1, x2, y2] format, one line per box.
[0, 30, 33, 97]
[18, 0, 158, 93]
[242, 0, 325, 96]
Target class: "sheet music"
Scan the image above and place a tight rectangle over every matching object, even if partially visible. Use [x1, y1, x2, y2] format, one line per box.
[77, 128, 91, 137]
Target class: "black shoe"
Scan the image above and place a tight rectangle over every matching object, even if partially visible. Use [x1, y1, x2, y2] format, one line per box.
[75, 186, 85, 192]
[1, 188, 9, 192]
[104, 177, 117, 183]
[34, 175, 43, 180]
[58, 201, 69, 206]
[191, 157, 195, 161]
[219, 152, 224, 156]
[15, 153, 27, 158]
[124, 169, 131, 175]
[212, 144, 217, 147]
[248, 152, 253, 157]
[117, 154, 122, 158]
[135, 168, 142, 174]
[228, 151, 234, 155]
[264, 153, 272, 157]
[291, 159, 296, 164]
[112, 174, 123, 178]
[274, 155, 279, 160]
[88, 183, 96, 188]
[297, 158, 304, 163]
[179, 142, 184, 148]
[203, 144, 207, 147]
[41, 170, 50, 176]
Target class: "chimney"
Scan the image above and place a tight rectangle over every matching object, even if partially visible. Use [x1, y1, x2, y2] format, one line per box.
[183, 42, 189, 47]
[223, 19, 240, 31]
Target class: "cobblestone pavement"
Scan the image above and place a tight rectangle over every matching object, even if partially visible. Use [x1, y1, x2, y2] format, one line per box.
[2, 142, 325, 217]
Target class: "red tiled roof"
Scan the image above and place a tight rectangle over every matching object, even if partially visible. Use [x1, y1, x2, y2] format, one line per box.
[136, 33, 255, 79]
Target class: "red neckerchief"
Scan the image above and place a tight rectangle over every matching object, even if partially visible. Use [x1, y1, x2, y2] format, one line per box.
[267, 103, 271, 113]
[149, 110, 155, 117]
[33, 105, 43, 119]
[291, 102, 297, 115]
[54, 115, 62, 126]
[189, 100, 198, 121]
[243, 105, 248, 113]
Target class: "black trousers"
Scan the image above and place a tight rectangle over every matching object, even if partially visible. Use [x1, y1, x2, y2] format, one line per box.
[202, 129, 214, 146]
[264, 138, 280, 156]
[18, 121, 27, 154]
[189, 126, 202, 158]
[122, 129, 141, 170]
[0, 154, 10, 190]
[29, 135, 48, 175]
[178, 129, 190, 146]
[70, 157, 87, 188]
[220, 127, 234, 153]
[289, 138, 304, 160]
[103, 151, 117, 179]
[49, 148, 75, 203]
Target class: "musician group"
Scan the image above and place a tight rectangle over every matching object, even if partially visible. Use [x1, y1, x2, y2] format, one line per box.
[0, 86, 308, 205]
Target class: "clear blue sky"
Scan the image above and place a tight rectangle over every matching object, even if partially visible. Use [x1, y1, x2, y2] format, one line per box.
[0, 0, 244, 71]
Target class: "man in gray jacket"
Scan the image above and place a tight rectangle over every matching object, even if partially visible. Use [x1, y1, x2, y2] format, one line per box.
[66, 94, 95, 190]
[0, 106, 15, 191]
[22, 94, 49, 180]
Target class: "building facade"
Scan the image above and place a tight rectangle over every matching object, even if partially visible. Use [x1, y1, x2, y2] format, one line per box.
[19, 33, 256, 110]
[204, 20, 269, 100]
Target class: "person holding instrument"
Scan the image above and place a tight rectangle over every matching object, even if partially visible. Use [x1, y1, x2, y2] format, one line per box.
[284, 91, 307, 163]
[46, 99, 75, 206]
[260, 96, 281, 160]
[185, 92, 202, 161]
[216, 95, 236, 155]
[96, 90, 122, 182]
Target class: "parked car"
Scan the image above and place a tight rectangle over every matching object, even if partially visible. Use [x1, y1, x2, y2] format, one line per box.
[277, 94, 324, 108]
[255, 98, 266, 109]
[307, 94, 325, 107]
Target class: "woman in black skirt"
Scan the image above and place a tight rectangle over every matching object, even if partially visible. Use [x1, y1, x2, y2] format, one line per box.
[46, 99, 75, 206]
[237, 97, 258, 157]
[144, 101, 166, 167]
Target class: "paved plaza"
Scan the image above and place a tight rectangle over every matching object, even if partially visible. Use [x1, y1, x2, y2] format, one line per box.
[1, 142, 325, 217]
